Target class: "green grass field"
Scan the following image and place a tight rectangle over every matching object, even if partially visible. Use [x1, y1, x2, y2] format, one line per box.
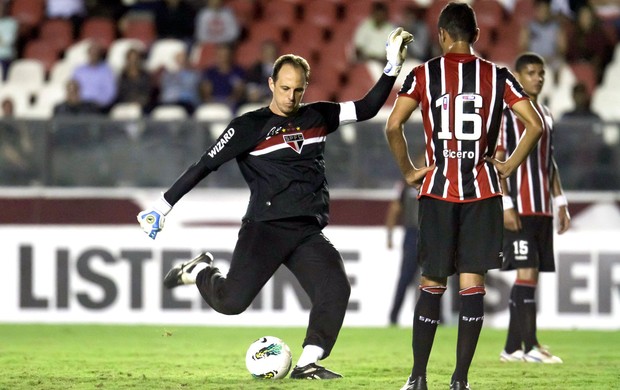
[0, 324, 618, 389]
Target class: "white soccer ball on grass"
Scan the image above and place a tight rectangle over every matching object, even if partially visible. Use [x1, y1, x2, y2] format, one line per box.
[245, 336, 292, 379]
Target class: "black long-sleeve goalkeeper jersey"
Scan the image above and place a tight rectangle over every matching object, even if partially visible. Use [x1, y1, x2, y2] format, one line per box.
[164, 73, 396, 226]
[164, 102, 345, 227]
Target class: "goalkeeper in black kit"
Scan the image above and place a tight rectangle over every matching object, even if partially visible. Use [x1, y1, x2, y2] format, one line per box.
[138, 28, 414, 379]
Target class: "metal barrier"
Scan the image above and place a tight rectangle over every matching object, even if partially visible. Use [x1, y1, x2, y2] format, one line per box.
[0, 116, 618, 190]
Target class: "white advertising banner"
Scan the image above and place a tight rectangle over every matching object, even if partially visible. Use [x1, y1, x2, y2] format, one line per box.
[1, 226, 619, 329]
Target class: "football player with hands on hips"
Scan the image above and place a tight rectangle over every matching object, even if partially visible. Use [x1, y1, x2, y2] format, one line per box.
[384, 3, 542, 390]
[497, 52, 569, 365]
[138, 27, 413, 380]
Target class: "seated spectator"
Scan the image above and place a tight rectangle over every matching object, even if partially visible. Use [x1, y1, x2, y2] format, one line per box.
[54, 80, 101, 116]
[400, 5, 431, 62]
[46, 0, 86, 37]
[0, 98, 34, 185]
[353, 2, 396, 63]
[561, 82, 602, 120]
[72, 42, 117, 112]
[519, 0, 567, 77]
[158, 49, 201, 114]
[195, 0, 240, 44]
[116, 47, 155, 113]
[0, 1, 18, 77]
[245, 40, 278, 104]
[154, 0, 195, 43]
[565, 4, 614, 84]
[200, 43, 246, 111]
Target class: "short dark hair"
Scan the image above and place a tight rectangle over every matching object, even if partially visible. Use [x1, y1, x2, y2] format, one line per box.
[515, 52, 545, 72]
[271, 54, 311, 82]
[438, 2, 478, 44]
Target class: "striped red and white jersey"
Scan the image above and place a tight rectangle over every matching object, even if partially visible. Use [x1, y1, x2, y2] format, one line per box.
[398, 53, 530, 203]
[498, 102, 555, 216]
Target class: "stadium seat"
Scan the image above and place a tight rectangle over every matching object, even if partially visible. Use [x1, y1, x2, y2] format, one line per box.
[569, 62, 598, 96]
[150, 105, 188, 120]
[4, 59, 46, 96]
[227, 0, 257, 24]
[107, 38, 146, 74]
[262, 1, 298, 28]
[64, 39, 93, 67]
[23, 39, 60, 73]
[194, 103, 233, 122]
[109, 102, 143, 120]
[80, 17, 117, 49]
[121, 17, 156, 48]
[302, 1, 338, 27]
[28, 83, 67, 119]
[39, 19, 74, 53]
[236, 103, 263, 116]
[0, 84, 32, 118]
[232, 39, 264, 70]
[146, 39, 187, 72]
[49, 60, 76, 88]
[471, 0, 505, 32]
[288, 23, 325, 53]
[191, 42, 218, 70]
[592, 88, 620, 121]
[9, 0, 44, 37]
[246, 20, 285, 45]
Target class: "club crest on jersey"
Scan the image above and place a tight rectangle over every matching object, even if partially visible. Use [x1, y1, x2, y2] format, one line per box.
[283, 133, 304, 154]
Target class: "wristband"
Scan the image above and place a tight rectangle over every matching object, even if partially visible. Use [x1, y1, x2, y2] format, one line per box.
[154, 193, 172, 215]
[502, 196, 514, 210]
[554, 194, 568, 208]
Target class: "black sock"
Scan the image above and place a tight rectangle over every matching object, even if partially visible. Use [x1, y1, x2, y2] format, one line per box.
[504, 284, 522, 352]
[411, 286, 445, 378]
[515, 282, 537, 352]
[452, 287, 485, 383]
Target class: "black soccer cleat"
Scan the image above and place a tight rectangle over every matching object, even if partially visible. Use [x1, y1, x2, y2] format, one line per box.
[450, 380, 471, 390]
[163, 252, 213, 289]
[400, 375, 428, 390]
[289, 363, 342, 379]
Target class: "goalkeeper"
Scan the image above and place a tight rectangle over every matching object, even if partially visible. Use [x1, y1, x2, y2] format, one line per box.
[138, 28, 414, 379]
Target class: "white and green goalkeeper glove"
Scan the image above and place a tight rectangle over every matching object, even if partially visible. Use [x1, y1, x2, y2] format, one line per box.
[384, 27, 414, 77]
[137, 194, 172, 239]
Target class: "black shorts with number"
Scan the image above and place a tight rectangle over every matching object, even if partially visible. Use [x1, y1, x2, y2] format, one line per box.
[418, 196, 503, 278]
[501, 215, 556, 272]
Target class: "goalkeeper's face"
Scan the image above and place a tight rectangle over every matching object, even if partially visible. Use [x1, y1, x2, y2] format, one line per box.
[268, 63, 307, 117]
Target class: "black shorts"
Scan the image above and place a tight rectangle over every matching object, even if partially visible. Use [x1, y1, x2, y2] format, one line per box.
[501, 215, 556, 272]
[418, 196, 503, 278]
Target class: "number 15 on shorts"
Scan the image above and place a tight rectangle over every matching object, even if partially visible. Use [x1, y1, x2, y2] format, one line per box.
[513, 240, 528, 261]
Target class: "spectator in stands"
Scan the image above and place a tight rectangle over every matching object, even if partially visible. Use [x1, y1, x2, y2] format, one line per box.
[353, 2, 396, 63]
[400, 5, 431, 62]
[154, 0, 196, 43]
[561, 82, 602, 120]
[46, 0, 86, 37]
[116, 47, 155, 113]
[245, 40, 278, 104]
[0, 0, 18, 77]
[0, 97, 35, 185]
[200, 43, 246, 111]
[72, 42, 117, 112]
[519, 0, 567, 77]
[158, 49, 201, 114]
[54, 80, 101, 115]
[195, 0, 240, 44]
[565, 4, 613, 84]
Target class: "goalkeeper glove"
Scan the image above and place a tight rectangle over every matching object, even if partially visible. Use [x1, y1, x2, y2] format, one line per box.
[384, 27, 414, 77]
[137, 194, 172, 239]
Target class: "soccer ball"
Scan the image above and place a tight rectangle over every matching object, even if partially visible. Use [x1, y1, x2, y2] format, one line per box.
[245, 336, 292, 379]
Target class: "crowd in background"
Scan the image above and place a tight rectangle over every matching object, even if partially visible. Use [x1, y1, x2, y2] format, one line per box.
[0, 0, 618, 119]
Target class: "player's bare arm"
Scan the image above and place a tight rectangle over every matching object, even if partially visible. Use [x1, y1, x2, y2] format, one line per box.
[495, 149, 521, 231]
[486, 99, 542, 179]
[385, 97, 434, 188]
[551, 158, 571, 234]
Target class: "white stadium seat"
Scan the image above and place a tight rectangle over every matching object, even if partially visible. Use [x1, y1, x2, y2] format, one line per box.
[145, 38, 186, 73]
[150, 105, 188, 120]
[194, 103, 233, 122]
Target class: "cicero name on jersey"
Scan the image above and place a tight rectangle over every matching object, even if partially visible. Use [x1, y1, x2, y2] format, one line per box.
[208, 127, 235, 158]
